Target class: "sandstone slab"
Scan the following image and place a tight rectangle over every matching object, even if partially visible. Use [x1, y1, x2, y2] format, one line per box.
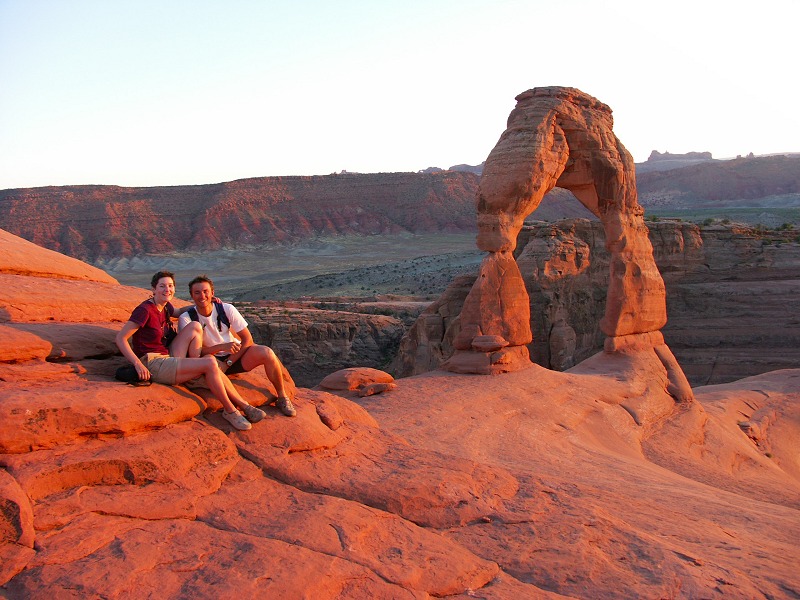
[5, 322, 121, 361]
[0, 228, 117, 283]
[0, 324, 52, 363]
[5, 518, 422, 599]
[0, 377, 204, 453]
[233, 409, 519, 529]
[0, 421, 238, 528]
[198, 460, 500, 597]
[0, 273, 150, 324]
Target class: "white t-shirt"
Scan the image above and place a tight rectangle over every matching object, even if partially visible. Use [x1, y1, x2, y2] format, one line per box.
[178, 302, 248, 356]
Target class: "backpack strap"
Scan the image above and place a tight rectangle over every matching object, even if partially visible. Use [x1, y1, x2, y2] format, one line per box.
[212, 298, 231, 332]
[187, 301, 231, 332]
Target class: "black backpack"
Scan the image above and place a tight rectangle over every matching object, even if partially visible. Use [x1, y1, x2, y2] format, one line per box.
[187, 298, 231, 332]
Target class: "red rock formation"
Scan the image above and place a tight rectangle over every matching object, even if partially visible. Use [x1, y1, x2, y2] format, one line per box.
[0, 229, 526, 596]
[446, 87, 692, 403]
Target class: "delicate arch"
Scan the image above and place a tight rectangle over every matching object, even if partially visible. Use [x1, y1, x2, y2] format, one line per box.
[444, 87, 691, 402]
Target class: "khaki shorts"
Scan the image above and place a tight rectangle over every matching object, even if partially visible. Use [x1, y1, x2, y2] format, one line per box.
[142, 353, 179, 385]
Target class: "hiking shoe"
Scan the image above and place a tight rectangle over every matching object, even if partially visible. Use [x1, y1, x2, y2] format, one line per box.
[222, 410, 252, 431]
[241, 403, 266, 423]
[276, 396, 297, 417]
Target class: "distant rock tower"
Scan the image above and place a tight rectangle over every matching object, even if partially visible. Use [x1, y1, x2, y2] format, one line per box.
[443, 86, 692, 401]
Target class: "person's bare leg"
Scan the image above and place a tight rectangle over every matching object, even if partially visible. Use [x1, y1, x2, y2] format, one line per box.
[170, 322, 203, 359]
[218, 371, 266, 423]
[219, 371, 250, 408]
[240, 345, 288, 398]
[175, 355, 236, 412]
[240, 345, 295, 416]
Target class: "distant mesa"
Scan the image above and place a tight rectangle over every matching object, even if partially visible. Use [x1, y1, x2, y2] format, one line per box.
[647, 150, 713, 162]
[636, 150, 716, 174]
[418, 162, 485, 176]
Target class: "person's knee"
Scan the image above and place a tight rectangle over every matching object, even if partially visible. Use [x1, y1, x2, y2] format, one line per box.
[201, 354, 220, 372]
[258, 345, 281, 366]
[186, 321, 202, 334]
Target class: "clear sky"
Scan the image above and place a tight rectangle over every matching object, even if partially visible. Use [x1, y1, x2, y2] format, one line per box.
[1, 0, 798, 189]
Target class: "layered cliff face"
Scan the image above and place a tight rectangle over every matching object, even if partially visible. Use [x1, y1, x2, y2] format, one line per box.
[396, 219, 800, 385]
[242, 302, 408, 387]
[0, 172, 480, 261]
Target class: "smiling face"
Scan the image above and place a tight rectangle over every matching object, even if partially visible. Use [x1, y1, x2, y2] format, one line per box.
[190, 281, 215, 316]
[152, 276, 175, 307]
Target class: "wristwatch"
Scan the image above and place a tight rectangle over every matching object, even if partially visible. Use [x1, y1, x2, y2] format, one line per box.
[226, 359, 233, 366]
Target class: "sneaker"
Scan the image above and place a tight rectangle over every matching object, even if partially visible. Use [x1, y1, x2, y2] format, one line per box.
[276, 396, 297, 417]
[241, 403, 266, 423]
[222, 410, 252, 431]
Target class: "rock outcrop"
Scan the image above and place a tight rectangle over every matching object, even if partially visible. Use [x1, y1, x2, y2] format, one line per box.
[396, 219, 800, 386]
[2, 228, 799, 597]
[445, 87, 691, 403]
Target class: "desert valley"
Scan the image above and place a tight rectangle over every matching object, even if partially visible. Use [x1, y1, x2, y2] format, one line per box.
[1, 87, 799, 598]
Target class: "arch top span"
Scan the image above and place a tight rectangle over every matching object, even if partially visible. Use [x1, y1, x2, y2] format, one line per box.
[476, 87, 636, 253]
[445, 86, 693, 402]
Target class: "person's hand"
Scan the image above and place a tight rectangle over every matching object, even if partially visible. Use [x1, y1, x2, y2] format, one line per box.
[135, 360, 151, 381]
[224, 341, 241, 354]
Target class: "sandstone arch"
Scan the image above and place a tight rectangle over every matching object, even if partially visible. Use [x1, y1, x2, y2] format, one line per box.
[444, 87, 692, 401]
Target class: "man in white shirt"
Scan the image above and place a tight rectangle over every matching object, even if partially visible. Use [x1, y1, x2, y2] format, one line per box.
[177, 275, 296, 417]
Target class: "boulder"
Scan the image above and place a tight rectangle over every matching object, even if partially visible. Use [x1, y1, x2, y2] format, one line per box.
[319, 367, 394, 391]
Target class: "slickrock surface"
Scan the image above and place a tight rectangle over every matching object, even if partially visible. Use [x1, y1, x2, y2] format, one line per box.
[2, 227, 799, 598]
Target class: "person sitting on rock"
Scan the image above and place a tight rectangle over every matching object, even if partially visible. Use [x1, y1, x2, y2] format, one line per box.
[115, 270, 266, 431]
[176, 274, 296, 417]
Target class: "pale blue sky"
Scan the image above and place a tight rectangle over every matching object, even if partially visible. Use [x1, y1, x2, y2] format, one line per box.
[1, 0, 798, 189]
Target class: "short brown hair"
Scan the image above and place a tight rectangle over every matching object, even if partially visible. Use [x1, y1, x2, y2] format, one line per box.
[151, 271, 175, 288]
[188, 274, 215, 294]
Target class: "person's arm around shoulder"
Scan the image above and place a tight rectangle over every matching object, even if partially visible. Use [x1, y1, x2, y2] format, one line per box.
[115, 321, 151, 381]
[173, 304, 193, 317]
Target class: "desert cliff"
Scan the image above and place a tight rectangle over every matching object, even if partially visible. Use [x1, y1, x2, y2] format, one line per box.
[1, 227, 799, 598]
[0, 172, 480, 261]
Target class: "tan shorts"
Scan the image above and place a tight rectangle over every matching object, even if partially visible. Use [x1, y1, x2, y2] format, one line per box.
[142, 353, 179, 385]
